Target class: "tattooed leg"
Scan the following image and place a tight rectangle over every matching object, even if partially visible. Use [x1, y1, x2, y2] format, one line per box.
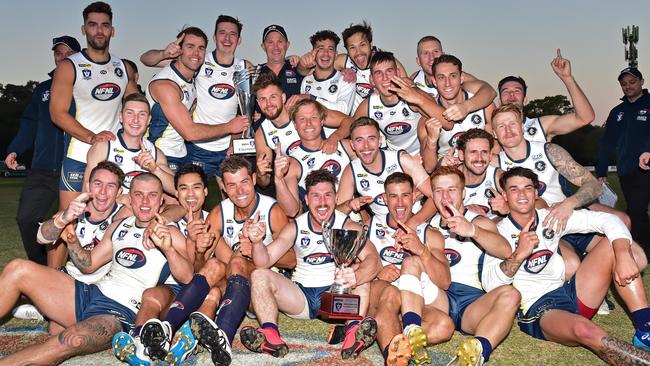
[600, 336, 650, 366]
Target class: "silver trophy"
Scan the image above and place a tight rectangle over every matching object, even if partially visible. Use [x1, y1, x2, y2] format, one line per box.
[232, 68, 256, 155]
[318, 219, 368, 320]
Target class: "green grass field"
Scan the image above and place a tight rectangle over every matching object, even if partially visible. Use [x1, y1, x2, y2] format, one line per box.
[0, 175, 649, 365]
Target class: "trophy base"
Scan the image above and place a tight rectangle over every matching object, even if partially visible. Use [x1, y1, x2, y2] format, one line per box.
[318, 292, 362, 321]
[233, 138, 256, 155]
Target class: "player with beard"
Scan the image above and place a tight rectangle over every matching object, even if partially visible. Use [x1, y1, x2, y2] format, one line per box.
[482, 167, 650, 364]
[498, 49, 595, 143]
[337, 118, 436, 226]
[84, 93, 175, 195]
[240, 170, 381, 360]
[273, 99, 355, 217]
[0, 173, 192, 365]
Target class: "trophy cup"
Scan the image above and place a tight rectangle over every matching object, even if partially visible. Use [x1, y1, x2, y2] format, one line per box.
[318, 220, 369, 320]
[232, 69, 256, 155]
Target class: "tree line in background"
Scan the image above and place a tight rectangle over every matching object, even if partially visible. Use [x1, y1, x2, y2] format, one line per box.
[0, 81, 607, 167]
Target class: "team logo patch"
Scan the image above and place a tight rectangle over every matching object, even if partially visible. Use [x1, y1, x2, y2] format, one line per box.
[356, 83, 373, 98]
[208, 84, 236, 100]
[300, 237, 310, 248]
[402, 108, 410, 117]
[114, 154, 123, 164]
[542, 228, 555, 240]
[535, 161, 546, 172]
[524, 250, 553, 274]
[384, 122, 411, 136]
[115, 247, 147, 269]
[42, 90, 50, 102]
[485, 188, 496, 198]
[304, 253, 333, 265]
[82, 69, 92, 80]
[79, 226, 86, 238]
[115, 68, 124, 78]
[123, 171, 142, 189]
[444, 249, 461, 266]
[99, 221, 109, 231]
[376, 228, 385, 237]
[226, 226, 234, 237]
[379, 246, 408, 264]
[471, 114, 482, 125]
[205, 67, 213, 77]
[374, 111, 383, 120]
[360, 179, 370, 191]
[91, 82, 121, 101]
[285, 69, 295, 77]
[328, 84, 338, 93]
[321, 160, 342, 177]
[374, 194, 386, 206]
[527, 126, 538, 136]
[118, 229, 128, 239]
[616, 112, 624, 122]
[386, 164, 398, 174]
[272, 136, 280, 145]
[307, 157, 316, 169]
[305, 85, 311, 93]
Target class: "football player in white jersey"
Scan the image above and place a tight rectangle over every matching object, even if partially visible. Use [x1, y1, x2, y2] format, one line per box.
[498, 49, 595, 143]
[84, 93, 175, 196]
[0, 173, 192, 365]
[492, 104, 646, 271]
[273, 99, 355, 217]
[240, 170, 381, 360]
[337, 118, 436, 226]
[298, 30, 355, 119]
[482, 167, 650, 364]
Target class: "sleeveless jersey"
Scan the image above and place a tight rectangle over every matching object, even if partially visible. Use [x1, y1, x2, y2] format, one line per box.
[369, 214, 427, 268]
[429, 210, 484, 289]
[464, 165, 500, 218]
[259, 118, 301, 156]
[146, 62, 197, 158]
[96, 216, 173, 314]
[176, 210, 209, 238]
[219, 194, 276, 251]
[65, 204, 121, 284]
[290, 141, 352, 198]
[301, 70, 356, 116]
[106, 132, 157, 192]
[412, 70, 438, 98]
[293, 210, 348, 287]
[351, 149, 404, 217]
[437, 91, 487, 157]
[65, 51, 127, 162]
[193, 53, 246, 151]
[367, 93, 421, 154]
[498, 141, 568, 205]
[523, 116, 547, 143]
[345, 56, 373, 113]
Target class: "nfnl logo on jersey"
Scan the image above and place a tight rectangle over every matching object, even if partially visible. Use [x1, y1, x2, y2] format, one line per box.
[524, 250, 553, 274]
[115, 248, 147, 269]
[380, 246, 408, 264]
[123, 171, 142, 189]
[384, 122, 411, 136]
[356, 83, 373, 98]
[304, 253, 333, 265]
[444, 249, 461, 266]
[92, 83, 121, 101]
[208, 84, 235, 99]
[321, 160, 342, 177]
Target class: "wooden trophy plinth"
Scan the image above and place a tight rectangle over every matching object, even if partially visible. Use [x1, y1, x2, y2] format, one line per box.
[318, 291, 362, 320]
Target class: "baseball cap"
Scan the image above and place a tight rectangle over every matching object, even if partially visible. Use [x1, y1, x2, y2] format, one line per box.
[262, 25, 288, 42]
[618, 67, 643, 81]
[52, 35, 81, 53]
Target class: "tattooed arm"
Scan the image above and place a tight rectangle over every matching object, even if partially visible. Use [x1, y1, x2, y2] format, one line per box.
[63, 220, 117, 273]
[37, 211, 66, 244]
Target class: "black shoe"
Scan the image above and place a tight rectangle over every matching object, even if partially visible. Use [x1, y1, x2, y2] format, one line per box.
[189, 312, 232, 365]
[140, 319, 172, 361]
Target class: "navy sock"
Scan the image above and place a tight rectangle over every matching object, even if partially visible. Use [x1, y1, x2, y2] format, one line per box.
[632, 308, 650, 331]
[165, 274, 210, 332]
[475, 336, 493, 362]
[262, 322, 279, 335]
[216, 274, 251, 344]
[131, 325, 143, 337]
[402, 312, 421, 329]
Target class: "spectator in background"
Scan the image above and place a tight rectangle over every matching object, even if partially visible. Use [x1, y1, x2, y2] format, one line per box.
[122, 59, 145, 95]
[4, 35, 80, 265]
[597, 67, 650, 253]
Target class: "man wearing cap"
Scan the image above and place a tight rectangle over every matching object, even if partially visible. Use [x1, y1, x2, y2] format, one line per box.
[4, 35, 80, 266]
[597, 67, 650, 253]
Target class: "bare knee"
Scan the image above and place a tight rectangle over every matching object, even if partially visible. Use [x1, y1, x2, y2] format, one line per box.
[425, 315, 454, 344]
[199, 258, 226, 285]
[250, 268, 274, 293]
[573, 320, 607, 345]
[3, 258, 32, 280]
[227, 255, 250, 277]
[494, 285, 521, 312]
[631, 243, 648, 271]
[401, 256, 423, 275]
[57, 316, 121, 352]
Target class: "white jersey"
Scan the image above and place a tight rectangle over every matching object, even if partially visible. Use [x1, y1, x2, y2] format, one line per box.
[65, 204, 121, 284]
[437, 91, 487, 157]
[430, 210, 484, 289]
[523, 117, 547, 143]
[106, 132, 157, 192]
[498, 141, 568, 205]
[290, 141, 352, 198]
[193, 53, 246, 151]
[464, 165, 500, 218]
[302, 70, 356, 116]
[176, 210, 209, 238]
[293, 210, 348, 287]
[96, 216, 174, 314]
[219, 194, 276, 251]
[65, 52, 127, 162]
[345, 56, 373, 112]
[482, 208, 631, 312]
[369, 214, 427, 268]
[412, 70, 438, 98]
[351, 149, 404, 217]
[146, 62, 197, 158]
[368, 93, 421, 154]
[259, 118, 301, 156]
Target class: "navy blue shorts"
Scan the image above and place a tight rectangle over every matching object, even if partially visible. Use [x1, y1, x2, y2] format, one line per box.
[446, 282, 485, 331]
[562, 233, 596, 255]
[295, 282, 330, 319]
[59, 157, 86, 192]
[74, 280, 136, 332]
[166, 155, 187, 174]
[186, 143, 228, 177]
[517, 276, 579, 340]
